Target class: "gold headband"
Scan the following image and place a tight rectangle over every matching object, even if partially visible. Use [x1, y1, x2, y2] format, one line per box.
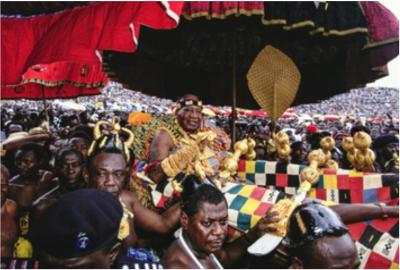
[175, 99, 203, 112]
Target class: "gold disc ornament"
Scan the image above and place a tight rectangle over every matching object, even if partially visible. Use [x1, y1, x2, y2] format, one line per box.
[247, 45, 301, 123]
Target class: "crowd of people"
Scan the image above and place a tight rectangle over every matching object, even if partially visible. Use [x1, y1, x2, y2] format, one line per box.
[0, 86, 399, 269]
[295, 87, 399, 119]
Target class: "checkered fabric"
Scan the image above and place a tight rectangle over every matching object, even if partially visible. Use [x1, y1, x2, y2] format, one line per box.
[221, 181, 399, 269]
[144, 160, 398, 269]
[134, 171, 181, 209]
[349, 217, 399, 269]
[237, 160, 399, 204]
[221, 182, 290, 231]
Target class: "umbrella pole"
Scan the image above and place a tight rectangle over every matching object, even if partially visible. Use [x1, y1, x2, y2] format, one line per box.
[41, 85, 48, 122]
[230, 37, 237, 149]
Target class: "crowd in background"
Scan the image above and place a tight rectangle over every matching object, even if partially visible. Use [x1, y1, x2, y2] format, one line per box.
[1, 82, 398, 141]
[1, 82, 398, 174]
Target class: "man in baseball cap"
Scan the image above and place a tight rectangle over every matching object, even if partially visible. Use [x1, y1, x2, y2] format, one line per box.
[31, 189, 128, 268]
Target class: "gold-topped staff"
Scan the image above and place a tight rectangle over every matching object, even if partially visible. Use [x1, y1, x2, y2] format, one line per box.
[219, 137, 257, 180]
[247, 45, 301, 162]
[246, 45, 304, 256]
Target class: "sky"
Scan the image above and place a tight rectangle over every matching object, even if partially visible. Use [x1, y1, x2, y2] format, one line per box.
[368, 1, 400, 88]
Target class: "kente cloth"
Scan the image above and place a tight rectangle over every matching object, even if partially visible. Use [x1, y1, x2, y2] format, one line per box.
[350, 218, 399, 269]
[237, 160, 399, 204]
[147, 159, 398, 213]
[148, 179, 398, 269]
[223, 183, 399, 269]
[1, 1, 183, 99]
[146, 158, 398, 269]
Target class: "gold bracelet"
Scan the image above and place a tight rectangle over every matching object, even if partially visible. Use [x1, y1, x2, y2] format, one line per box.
[169, 155, 182, 172]
[161, 159, 176, 177]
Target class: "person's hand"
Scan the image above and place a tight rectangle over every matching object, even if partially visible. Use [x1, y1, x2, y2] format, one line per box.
[245, 210, 280, 242]
[255, 210, 280, 237]
[213, 135, 226, 150]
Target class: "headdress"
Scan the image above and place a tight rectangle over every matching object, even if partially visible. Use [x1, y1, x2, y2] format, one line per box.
[175, 97, 203, 113]
[286, 201, 348, 248]
[88, 117, 134, 163]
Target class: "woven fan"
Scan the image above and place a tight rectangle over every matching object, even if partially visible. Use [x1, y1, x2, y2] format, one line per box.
[247, 45, 301, 124]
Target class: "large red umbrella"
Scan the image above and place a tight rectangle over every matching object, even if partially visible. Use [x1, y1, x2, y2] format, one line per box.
[1, 1, 184, 100]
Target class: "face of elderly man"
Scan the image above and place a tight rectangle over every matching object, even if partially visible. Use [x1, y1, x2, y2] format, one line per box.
[176, 95, 203, 133]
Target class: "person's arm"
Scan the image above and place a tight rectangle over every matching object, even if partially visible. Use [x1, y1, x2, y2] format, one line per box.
[8, 199, 19, 221]
[330, 203, 399, 224]
[216, 211, 279, 267]
[147, 129, 174, 184]
[147, 129, 202, 184]
[1, 134, 50, 152]
[149, 129, 174, 162]
[30, 198, 54, 224]
[128, 192, 180, 234]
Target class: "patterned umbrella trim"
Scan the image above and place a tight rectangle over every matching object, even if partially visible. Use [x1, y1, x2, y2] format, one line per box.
[183, 8, 264, 20]
[18, 79, 107, 88]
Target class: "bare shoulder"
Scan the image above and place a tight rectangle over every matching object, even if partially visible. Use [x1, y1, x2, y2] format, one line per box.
[153, 128, 174, 146]
[34, 197, 55, 215]
[120, 190, 139, 208]
[5, 199, 18, 214]
[163, 240, 192, 269]
[149, 128, 175, 161]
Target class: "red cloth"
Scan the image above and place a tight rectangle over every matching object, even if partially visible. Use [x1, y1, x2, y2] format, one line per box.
[1, 1, 184, 99]
[305, 124, 318, 134]
[360, 2, 399, 46]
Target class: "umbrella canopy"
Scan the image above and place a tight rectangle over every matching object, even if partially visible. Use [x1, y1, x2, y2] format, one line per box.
[1, 1, 184, 100]
[105, 1, 398, 109]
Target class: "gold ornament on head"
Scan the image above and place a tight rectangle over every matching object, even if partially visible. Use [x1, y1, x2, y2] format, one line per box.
[88, 117, 135, 162]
